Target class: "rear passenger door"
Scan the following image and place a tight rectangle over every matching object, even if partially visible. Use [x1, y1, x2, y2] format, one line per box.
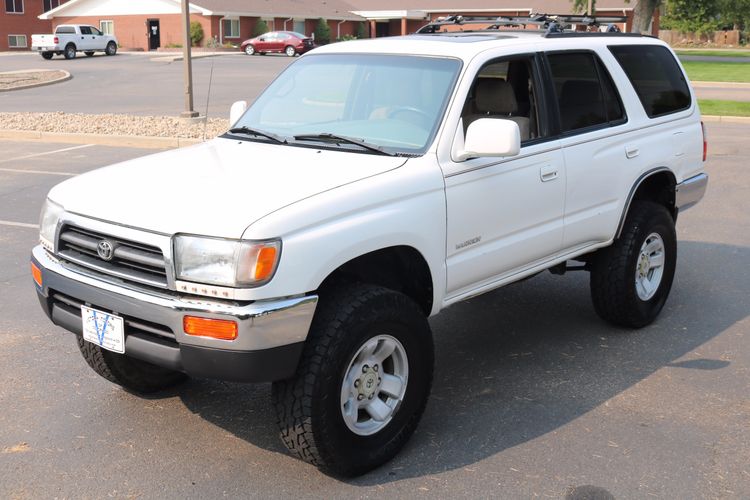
[545, 50, 632, 250]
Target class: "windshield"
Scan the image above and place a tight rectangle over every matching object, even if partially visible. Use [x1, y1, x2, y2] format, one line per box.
[234, 54, 462, 155]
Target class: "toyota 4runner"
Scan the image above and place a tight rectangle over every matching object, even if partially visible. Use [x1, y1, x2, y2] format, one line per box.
[31, 17, 708, 476]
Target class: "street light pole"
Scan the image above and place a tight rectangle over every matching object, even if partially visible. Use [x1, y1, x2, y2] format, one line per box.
[180, 0, 199, 118]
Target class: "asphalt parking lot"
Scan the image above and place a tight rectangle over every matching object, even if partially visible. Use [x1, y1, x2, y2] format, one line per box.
[0, 123, 748, 498]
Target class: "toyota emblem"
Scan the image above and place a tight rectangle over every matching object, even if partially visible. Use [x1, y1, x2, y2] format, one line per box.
[97, 239, 115, 261]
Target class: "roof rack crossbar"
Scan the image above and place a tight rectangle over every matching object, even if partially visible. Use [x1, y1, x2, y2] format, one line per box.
[415, 13, 629, 35]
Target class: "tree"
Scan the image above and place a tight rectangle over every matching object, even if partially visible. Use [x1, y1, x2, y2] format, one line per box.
[252, 19, 269, 37]
[569, 0, 663, 34]
[355, 21, 367, 39]
[661, 0, 720, 35]
[718, 0, 750, 29]
[314, 18, 331, 44]
[189, 21, 204, 47]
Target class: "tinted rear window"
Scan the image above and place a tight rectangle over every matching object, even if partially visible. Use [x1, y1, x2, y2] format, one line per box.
[55, 26, 75, 34]
[609, 45, 691, 118]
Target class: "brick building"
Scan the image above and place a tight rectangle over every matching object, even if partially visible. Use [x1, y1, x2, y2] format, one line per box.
[1, 0, 69, 51]
[37, 0, 364, 52]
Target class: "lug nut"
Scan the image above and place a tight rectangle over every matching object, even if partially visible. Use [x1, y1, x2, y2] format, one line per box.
[354, 379, 360, 388]
[368, 394, 374, 400]
[357, 394, 364, 401]
[362, 364, 369, 373]
[373, 364, 379, 372]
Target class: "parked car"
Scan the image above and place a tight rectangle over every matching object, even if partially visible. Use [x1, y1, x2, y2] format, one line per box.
[31, 24, 118, 60]
[32, 16, 707, 477]
[240, 31, 313, 57]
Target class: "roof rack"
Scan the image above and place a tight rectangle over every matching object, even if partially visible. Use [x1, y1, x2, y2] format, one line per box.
[414, 14, 631, 37]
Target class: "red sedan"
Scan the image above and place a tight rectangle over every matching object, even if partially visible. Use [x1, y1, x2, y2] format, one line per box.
[241, 31, 314, 57]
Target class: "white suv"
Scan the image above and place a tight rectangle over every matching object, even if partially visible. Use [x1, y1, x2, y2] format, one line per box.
[31, 18, 707, 476]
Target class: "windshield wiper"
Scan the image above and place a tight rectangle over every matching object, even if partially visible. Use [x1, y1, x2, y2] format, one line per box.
[293, 133, 395, 156]
[227, 126, 287, 144]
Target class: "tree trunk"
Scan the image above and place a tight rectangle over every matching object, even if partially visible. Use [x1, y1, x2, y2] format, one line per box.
[631, 0, 661, 34]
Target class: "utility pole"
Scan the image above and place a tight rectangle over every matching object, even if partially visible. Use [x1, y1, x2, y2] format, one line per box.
[180, 0, 199, 118]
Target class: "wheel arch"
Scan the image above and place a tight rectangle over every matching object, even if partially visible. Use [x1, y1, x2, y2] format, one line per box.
[317, 245, 434, 316]
[615, 167, 677, 239]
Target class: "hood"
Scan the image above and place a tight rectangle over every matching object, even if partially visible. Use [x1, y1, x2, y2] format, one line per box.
[49, 138, 407, 238]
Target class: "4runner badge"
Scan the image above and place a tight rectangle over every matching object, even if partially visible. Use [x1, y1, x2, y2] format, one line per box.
[456, 236, 481, 250]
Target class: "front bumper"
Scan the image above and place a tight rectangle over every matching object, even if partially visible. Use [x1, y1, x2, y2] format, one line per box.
[676, 172, 708, 211]
[31, 245, 317, 382]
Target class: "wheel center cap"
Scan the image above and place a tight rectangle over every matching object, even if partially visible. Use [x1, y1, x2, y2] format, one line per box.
[639, 254, 650, 277]
[360, 372, 379, 397]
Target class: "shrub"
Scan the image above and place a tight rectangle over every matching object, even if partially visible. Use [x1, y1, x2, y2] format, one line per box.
[356, 21, 367, 39]
[338, 34, 357, 42]
[205, 36, 221, 49]
[189, 21, 204, 46]
[253, 19, 269, 37]
[314, 18, 331, 44]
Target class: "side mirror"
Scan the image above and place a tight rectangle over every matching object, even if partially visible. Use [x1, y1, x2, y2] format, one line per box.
[455, 118, 520, 162]
[229, 100, 248, 125]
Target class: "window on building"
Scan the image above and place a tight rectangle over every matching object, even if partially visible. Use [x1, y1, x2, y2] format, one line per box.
[609, 45, 691, 118]
[43, 0, 60, 12]
[8, 34, 27, 48]
[547, 51, 626, 134]
[222, 18, 240, 38]
[5, 0, 23, 13]
[100, 20, 114, 35]
[293, 20, 305, 35]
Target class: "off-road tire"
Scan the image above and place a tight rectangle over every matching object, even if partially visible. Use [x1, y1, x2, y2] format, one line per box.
[272, 284, 434, 477]
[41, 51, 54, 60]
[590, 201, 677, 328]
[64, 44, 76, 60]
[77, 336, 187, 394]
[84, 51, 95, 57]
[105, 42, 117, 56]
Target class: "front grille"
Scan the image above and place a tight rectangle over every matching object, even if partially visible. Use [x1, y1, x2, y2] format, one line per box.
[51, 291, 176, 343]
[57, 225, 168, 289]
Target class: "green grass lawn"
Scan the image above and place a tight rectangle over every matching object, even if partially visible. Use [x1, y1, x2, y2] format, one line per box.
[676, 50, 750, 58]
[698, 99, 750, 116]
[682, 61, 750, 82]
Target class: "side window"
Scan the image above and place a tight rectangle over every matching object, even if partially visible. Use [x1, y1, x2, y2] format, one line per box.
[461, 56, 545, 143]
[80, 26, 91, 35]
[91, 27, 103, 36]
[609, 45, 691, 118]
[547, 51, 625, 134]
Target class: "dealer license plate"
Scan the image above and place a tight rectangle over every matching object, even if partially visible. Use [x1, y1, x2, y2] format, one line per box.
[81, 305, 125, 354]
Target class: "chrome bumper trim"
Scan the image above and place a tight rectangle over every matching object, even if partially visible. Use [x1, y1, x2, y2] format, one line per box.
[32, 245, 318, 351]
[676, 173, 708, 212]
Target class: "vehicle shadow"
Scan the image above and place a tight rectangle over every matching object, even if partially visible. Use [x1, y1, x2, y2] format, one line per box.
[174, 240, 749, 484]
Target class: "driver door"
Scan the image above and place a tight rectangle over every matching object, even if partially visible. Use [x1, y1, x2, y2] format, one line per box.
[441, 54, 566, 300]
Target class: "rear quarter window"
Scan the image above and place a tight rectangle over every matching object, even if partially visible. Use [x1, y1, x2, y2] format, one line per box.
[609, 45, 691, 118]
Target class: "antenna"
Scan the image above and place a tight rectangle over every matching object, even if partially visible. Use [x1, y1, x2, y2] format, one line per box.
[203, 56, 215, 141]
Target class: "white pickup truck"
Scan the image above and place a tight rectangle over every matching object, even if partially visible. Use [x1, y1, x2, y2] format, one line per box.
[31, 17, 708, 477]
[32, 24, 118, 60]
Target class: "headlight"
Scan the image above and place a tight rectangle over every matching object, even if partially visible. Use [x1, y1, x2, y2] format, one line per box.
[39, 199, 64, 252]
[173, 235, 281, 288]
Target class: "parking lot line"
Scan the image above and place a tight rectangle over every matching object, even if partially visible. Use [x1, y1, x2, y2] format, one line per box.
[0, 144, 94, 165]
[0, 167, 77, 176]
[0, 219, 38, 229]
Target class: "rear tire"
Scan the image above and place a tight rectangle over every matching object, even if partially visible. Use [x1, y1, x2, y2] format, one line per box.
[84, 51, 95, 57]
[590, 201, 676, 328]
[77, 337, 187, 394]
[64, 44, 76, 59]
[41, 51, 54, 60]
[285, 45, 296, 57]
[105, 42, 117, 56]
[272, 284, 434, 476]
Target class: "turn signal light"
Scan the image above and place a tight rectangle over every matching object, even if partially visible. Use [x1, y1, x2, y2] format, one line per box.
[31, 262, 42, 287]
[183, 316, 238, 341]
[254, 246, 278, 281]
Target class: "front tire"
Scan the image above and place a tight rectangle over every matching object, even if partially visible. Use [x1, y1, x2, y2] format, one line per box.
[590, 201, 677, 328]
[284, 45, 296, 57]
[77, 337, 187, 394]
[105, 42, 117, 56]
[64, 44, 76, 60]
[272, 284, 434, 476]
[244, 44, 255, 56]
[41, 51, 54, 60]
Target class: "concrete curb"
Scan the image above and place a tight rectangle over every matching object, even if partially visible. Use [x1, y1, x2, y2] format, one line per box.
[0, 129, 203, 149]
[0, 69, 72, 93]
[692, 81, 750, 89]
[150, 52, 241, 62]
[701, 115, 750, 124]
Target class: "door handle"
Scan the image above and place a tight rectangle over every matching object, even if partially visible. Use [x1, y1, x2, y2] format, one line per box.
[626, 145, 640, 159]
[540, 165, 558, 182]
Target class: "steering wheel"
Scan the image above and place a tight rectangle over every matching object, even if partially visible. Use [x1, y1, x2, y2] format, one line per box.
[386, 106, 432, 128]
